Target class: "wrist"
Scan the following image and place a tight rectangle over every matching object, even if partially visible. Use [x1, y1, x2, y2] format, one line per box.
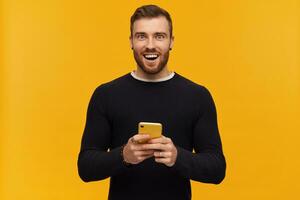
[121, 144, 132, 167]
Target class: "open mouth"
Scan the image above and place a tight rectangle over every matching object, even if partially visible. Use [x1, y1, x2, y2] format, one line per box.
[143, 54, 159, 60]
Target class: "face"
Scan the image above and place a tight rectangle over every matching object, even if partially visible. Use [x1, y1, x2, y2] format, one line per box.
[130, 16, 174, 74]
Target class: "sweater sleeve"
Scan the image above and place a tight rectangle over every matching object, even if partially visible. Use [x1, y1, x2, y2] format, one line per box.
[77, 85, 127, 182]
[171, 87, 226, 184]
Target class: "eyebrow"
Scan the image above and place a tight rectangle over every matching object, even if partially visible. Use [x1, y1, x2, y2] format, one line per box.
[134, 32, 168, 36]
[134, 32, 146, 36]
[155, 32, 168, 36]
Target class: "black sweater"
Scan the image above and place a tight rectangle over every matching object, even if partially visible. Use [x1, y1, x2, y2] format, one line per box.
[78, 72, 226, 200]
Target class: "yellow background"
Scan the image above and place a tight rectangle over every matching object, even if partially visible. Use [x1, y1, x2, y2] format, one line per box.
[1, 0, 299, 199]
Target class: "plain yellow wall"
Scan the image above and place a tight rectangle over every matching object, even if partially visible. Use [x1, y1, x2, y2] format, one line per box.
[1, 0, 300, 199]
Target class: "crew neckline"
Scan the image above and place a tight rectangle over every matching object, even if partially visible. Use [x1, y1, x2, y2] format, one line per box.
[130, 70, 175, 82]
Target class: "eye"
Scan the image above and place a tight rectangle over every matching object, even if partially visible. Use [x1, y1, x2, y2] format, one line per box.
[136, 34, 146, 40]
[155, 34, 165, 40]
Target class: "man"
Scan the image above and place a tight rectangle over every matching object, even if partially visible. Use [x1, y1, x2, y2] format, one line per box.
[78, 4, 226, 200]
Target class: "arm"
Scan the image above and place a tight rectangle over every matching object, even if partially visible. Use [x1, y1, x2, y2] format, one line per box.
[171, 87, 226, 184]
[77, 86, 127, 182]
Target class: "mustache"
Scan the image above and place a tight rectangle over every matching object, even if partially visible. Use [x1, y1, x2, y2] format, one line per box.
[143, 48, 159, 53]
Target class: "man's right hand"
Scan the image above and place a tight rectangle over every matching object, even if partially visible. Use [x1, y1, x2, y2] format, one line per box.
[123, 134, 154, 164]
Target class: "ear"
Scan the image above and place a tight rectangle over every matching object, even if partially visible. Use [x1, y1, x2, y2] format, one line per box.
[129, 36, 133, 49]
[169, 35, 174, 50]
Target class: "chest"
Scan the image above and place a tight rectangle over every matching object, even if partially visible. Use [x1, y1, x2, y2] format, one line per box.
[105, 90, 200, 149]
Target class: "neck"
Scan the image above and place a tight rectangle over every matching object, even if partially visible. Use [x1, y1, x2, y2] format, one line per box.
[135, 66, 171, 80]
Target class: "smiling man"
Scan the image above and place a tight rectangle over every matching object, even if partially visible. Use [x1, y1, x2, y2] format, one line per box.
[78, 5, 226, 200]
[131, 15, 173, 79]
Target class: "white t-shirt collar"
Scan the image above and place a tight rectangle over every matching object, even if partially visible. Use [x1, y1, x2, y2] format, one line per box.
[130, 70, 175, 82]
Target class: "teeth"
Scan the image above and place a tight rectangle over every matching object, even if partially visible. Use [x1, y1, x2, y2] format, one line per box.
[144, 54, 158, 58]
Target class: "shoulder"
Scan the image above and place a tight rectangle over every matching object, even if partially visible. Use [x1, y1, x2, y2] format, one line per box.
[175, 73, 217, 114]
[87, 73, 131, 108]
[93, 73, 131, 95]
[175, 73, 212, 98]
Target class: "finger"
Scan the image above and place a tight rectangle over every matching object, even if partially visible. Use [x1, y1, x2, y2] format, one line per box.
[137, 154, 153, 161]
[147, 137, 164, 144]
[130, 134, 150, 144]
[129, 143, 144, 151]
[154, 157, 171, 164]
[148, 136, 171, 144]
[134, 134, 151, 140]
[162, 136, 172, 143]
[142, 143, 168, 151]
[131, 143, 154, 151]
[154, 151, 171, 158]
[134, 150, 154, 157]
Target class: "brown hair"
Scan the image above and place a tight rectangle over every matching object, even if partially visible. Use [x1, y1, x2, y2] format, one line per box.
[130, 5, 173, 37]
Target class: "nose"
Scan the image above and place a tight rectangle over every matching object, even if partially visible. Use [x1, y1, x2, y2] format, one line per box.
[145, 37, 155, 49]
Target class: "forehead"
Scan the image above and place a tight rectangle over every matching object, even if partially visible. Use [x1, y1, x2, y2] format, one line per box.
[132, 16, 170, 35]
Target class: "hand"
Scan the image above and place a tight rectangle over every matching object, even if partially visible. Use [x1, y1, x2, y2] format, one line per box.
[123, 134, 154, 164]
[143, 135, 178, 167]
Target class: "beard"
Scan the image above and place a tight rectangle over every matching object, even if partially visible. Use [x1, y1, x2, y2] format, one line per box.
[133, 48, 170, 75]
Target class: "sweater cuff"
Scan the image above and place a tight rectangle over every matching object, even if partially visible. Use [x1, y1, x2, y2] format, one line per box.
[108, 146, 132, 175]
[170, 146, 192, 179]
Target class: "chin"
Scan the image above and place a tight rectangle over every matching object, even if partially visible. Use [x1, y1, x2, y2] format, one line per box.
[141, 64, 161, 74]
[144, 67, 159, 73]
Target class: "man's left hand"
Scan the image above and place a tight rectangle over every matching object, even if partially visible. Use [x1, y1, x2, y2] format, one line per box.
[142, 136, 178, 167]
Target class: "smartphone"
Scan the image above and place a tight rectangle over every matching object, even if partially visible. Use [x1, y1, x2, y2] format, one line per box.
[138, 122, 162, 143]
